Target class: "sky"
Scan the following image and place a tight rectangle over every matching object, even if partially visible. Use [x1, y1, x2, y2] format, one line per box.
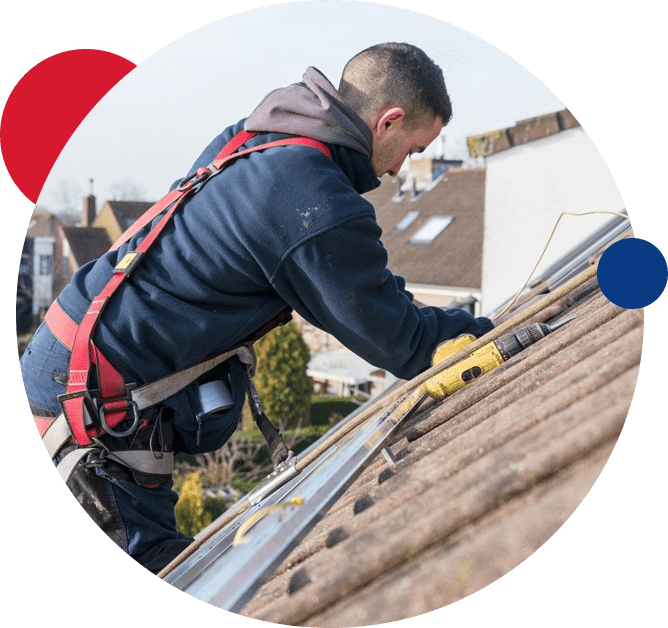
[37, 1, 565, 210]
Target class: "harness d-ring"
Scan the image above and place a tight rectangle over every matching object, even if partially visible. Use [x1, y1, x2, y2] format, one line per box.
[99, 400, 141, 438]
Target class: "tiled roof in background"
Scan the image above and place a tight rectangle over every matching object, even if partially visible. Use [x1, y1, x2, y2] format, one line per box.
[364, 167, 486, 289]
[106, 200, 155, 229]
[61, 226, 112, 267]
[27, 210, 60, 237]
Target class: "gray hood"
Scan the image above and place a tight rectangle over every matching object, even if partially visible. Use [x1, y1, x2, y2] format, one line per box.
[244, 67, 373, 159]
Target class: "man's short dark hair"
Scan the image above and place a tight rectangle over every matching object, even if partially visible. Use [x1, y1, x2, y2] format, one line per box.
[338, 42, 452, 129]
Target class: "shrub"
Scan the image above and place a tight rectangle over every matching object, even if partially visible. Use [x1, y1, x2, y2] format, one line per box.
[202, 496, 228, 522]
[254, 321, 312, 428]
[174, 471, 211, 537]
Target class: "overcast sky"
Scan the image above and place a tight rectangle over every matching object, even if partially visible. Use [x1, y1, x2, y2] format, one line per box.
[38, 1, 564, 209]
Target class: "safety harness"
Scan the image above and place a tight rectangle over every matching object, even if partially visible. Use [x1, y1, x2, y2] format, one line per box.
[38, 130, 332, 481]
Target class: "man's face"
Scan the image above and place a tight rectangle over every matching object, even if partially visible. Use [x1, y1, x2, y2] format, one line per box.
[370, 112, 443, 178]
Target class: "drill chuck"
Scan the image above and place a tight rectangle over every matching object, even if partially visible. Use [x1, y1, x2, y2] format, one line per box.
[493, 316, 575, 360]
[494, 322, 550, 360]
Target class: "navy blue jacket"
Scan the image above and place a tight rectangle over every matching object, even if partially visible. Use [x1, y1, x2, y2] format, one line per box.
[22, 69, 493, 453]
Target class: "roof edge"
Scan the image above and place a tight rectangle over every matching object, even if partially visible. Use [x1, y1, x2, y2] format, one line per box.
[467, 109, 580, 159]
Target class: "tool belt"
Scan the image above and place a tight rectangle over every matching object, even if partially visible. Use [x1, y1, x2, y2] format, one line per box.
[39, 130, 332, 483]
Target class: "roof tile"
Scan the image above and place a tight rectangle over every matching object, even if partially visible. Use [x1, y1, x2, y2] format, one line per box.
[62, 226, 112, 266]
[239, 273, 641, 625]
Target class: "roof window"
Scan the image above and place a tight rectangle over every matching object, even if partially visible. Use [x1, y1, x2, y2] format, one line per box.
[393, 210, 419, 232]
[409, 215, 454, 245]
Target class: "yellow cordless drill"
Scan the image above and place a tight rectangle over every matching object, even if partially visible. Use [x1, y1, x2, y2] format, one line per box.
[424, 316, 575, 401]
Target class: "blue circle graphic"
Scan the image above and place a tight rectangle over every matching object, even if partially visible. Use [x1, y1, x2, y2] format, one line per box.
[597, 238, 667, 308]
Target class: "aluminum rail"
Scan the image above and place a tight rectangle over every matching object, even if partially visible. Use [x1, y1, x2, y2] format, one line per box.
[163, 386, 426, 611]
[156, 379, 400, 580]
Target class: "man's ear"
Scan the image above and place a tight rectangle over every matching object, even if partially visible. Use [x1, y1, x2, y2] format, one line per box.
[373, 107, 406, 139]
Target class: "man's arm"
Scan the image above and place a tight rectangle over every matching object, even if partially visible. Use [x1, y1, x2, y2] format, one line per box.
[270, 216, 493, 380]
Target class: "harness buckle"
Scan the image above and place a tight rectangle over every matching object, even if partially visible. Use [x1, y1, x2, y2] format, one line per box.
[114, 251, 145, 275]
[84, 437, 111, 468]
[176, 163, 218, 193]
[59, 386, 141, 440]
[57, 389, 100, 431]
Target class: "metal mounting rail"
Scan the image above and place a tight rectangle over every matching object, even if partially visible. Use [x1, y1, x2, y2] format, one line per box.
[164, 387, 424, 612]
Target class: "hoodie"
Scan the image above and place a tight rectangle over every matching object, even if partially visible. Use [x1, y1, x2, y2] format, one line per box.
[245, 67, 373, 158]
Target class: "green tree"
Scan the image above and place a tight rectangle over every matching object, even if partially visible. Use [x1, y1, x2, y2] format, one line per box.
[174, 471, 211, 537]
[254, 321, 312, 428]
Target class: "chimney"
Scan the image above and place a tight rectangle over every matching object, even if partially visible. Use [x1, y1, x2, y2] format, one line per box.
[82, 194, 96, 226]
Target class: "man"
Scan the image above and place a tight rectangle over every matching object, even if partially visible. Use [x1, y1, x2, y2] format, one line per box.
[21, 43, 497, 573]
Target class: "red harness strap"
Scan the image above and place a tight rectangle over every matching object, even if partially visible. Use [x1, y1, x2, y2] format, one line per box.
[48, 131, 332, 447]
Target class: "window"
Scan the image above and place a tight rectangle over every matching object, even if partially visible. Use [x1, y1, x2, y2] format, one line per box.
[409, 216, 454, 245]
[394, 210, 419, 232]
[39, 255, 53, 275]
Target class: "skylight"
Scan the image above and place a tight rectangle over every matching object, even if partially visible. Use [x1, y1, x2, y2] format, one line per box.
[409, 215, 454, 245]
[393, 210, 419, 232]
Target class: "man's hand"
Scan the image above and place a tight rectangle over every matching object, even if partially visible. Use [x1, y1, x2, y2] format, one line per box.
[494, 295, 567, 327]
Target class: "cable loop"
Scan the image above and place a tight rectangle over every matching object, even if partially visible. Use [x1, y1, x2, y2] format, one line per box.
[232, 498, 305, 546]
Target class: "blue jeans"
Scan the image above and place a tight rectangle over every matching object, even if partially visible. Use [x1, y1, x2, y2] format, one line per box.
[20, 323, 192, 573]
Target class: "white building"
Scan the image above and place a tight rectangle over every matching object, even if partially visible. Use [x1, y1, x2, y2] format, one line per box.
[468, 110, 626, 314]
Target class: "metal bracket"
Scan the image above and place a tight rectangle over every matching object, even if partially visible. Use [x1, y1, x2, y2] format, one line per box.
[381, 447, 397, 468]
[247, 452, 299, 505]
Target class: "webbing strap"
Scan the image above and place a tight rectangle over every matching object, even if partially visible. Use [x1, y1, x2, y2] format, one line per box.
[246, 378, 291, 465]
[43, 412, 82, 459]
[44, 348, 257, 460]
[61, 197, 186, 445]
[46, 299, 257, 406]
[44, 299, 77, 349]
[107, 132, 253, 252]
[130, 345, 257, 410]
[254, 411, 291, 466]
[108, 450, 174, 476]
[109, 188, 183, 252]
[211, 135, 332, 170]
[55, 131, 331, 448]
[56, 447, 175, 483]
[57, 447, 92, 483]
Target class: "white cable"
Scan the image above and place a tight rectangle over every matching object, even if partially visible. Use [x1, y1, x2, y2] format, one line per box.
[492, 210, 629, 321]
